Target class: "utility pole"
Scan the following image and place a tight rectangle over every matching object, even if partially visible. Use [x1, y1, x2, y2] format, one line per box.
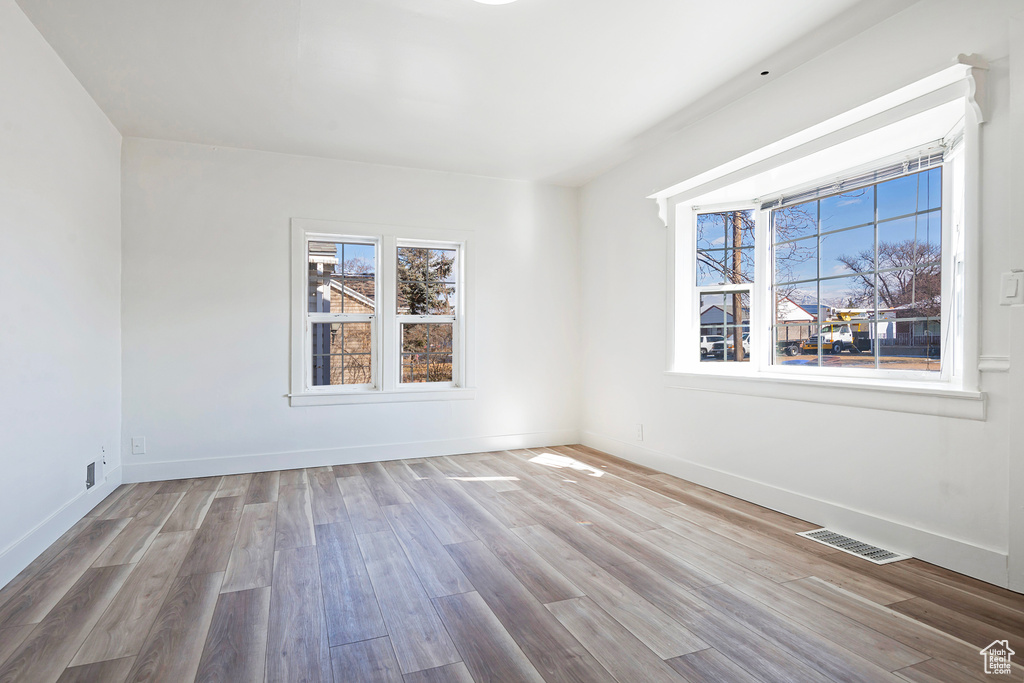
[731, 211, 745, 361]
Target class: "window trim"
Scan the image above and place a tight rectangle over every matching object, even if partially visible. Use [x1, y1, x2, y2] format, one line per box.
[653, 61, 988, 418]
[289, 219, 475, 407]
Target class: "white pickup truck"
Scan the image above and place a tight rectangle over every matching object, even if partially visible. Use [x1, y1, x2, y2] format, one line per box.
[802, 323, 859, 354]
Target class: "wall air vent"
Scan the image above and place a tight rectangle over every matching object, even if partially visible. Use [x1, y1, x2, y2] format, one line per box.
[797, 528, 910, 565]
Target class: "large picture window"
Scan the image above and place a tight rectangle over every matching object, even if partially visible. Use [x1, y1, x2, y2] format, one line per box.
[772, 166, 943, 371]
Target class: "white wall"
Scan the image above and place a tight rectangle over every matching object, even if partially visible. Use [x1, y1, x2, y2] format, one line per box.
[579, 0, 1024, 589]
[120, 139, 581, 480]
[0, 0, 123, 588]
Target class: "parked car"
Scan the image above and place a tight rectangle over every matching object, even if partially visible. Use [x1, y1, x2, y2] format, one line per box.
[710, 333, 750, 359]
[700, 335, 724, 358]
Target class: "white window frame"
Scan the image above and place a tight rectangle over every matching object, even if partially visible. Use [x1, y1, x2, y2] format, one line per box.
[654, 59, 989, 420]
[394, 238, 462, 390]
[303, 232, 380, 393]
[690, 202, 760, 371]
[289, 219, 475, 406]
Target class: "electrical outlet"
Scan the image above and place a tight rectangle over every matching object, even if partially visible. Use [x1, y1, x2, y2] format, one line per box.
[131, 437, 146, 455]
[635, 423, 644, 441]
[86, 462, 95, 489]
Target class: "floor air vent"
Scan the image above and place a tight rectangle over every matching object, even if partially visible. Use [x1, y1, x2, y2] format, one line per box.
[797, 529, 910, 565]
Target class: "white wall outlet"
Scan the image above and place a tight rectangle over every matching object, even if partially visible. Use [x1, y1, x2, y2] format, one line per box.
[635, 423, 644, 441]
[131, 437, 146, 455]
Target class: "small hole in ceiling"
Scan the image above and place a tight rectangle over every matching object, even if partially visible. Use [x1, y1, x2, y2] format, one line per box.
[760, 70, 770, 76]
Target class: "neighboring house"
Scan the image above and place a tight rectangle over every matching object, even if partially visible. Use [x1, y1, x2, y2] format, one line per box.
[775, 297, 815, 342]
[700, 303, 750, 336]
[797, 303, 835, 322]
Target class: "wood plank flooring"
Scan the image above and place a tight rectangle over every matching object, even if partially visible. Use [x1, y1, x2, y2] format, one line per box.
[0, 445, 1021, 682]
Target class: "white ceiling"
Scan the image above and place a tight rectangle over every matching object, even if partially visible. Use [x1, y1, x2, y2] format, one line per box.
[17, 0, 911, 185]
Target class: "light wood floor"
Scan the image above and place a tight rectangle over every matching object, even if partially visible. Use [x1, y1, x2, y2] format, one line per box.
[0, 446, 1021, 683]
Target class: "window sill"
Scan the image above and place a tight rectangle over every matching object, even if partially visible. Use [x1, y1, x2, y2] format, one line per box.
[663, 370, 985, 420]
[289, 387, 476, 407]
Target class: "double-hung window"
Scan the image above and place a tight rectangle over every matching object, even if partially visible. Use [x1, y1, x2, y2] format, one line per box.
[696, 208, 755, 363]
[290, 220, 470, 406]
[397, 242, 458, 385]
[306, 237, 378, 388]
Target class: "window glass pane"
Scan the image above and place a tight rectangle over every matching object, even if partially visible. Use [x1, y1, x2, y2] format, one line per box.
[342, 243, 375, 275]
[428, 355, 453, 382]
[699, 292, 727, 332]
[724, 248, 754, 284]
[397, 246, 428, 280]
[699, 292, 749, 362]
[429, 284, 457, 316]
[697, 250, 725, 286]
[338, 276, 375, 314]
[342, 354, 372, 384]
[878, 268, 941, 315]
[920, 167, 942, 212]
[696, 210, 754, 286]
[773, 201, 817, 242]
[877, 316, 941, 371]
[696, 213, 730, 249]
[878, 215, 916, 255]
[774, 236, 817, 284]
[429, 323, 453, 353]
[774, 292, 815, 363]
[310, 322, 372, 386]
[429, 249, 457, 283]
[819, 321, 876, 368]
[919, 210, 942, 266]
[401, 323, 454, 383]
[775, 324, 815, 365]
[716, 326, 750, 362]
[821, 186, 874, 232]
[307, 277, 332, 314]
[820, 225, 874, 278]
[308, 241, 376, 314]
[397, 246, 458, 315]
[820, 273, 873, 309]
[799, 321, 859, 363]
[699, 249, 754, 286]
[877, 171, 923, 220]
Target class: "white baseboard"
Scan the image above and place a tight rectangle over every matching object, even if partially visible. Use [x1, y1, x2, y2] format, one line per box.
[0, 466, 123, 590]
[122, 430, 581, 483]
[581, 431, 1010, 589]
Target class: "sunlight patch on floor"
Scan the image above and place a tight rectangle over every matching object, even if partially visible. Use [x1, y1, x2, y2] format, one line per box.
[528, 452, 604, 477]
